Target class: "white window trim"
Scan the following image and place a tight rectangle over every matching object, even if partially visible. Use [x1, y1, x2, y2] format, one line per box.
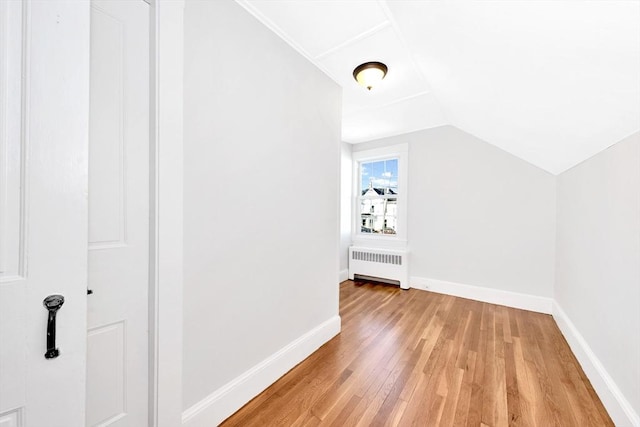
[352, 143, 408, 249]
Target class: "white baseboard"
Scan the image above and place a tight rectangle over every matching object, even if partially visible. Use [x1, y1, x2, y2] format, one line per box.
[182, 315, 341, 426]
[552, 302, 640, 427]
[410, 276, 553, 314]
[339, 269, 349, 283]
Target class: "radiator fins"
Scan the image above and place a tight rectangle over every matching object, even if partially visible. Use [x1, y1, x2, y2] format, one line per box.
[351, 251, 402, 265]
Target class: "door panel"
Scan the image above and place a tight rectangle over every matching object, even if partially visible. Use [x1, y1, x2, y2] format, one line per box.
[86, 322, 126, 426]
[88, 3, 126, 249]
[87, 1, 150, 426]
[0, 1, 90, 426]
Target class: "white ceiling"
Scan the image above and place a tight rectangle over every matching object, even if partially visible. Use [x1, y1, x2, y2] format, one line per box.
[236, 0, 640, 174]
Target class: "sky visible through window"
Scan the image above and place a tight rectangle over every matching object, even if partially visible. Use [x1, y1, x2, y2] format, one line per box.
[361, 158, 398, 193]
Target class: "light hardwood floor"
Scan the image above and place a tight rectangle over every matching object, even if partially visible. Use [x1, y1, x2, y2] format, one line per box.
[222, 280, 613, 426]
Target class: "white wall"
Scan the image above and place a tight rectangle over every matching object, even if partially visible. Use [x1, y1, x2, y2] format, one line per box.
[555, 132, 640, 425]
[339, 141, 352, 280]
[182, 0, 341, 422]
[352, 126, 557, 298]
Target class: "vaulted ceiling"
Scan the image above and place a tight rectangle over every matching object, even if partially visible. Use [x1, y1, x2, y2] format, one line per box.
[236, 0, 640, 175]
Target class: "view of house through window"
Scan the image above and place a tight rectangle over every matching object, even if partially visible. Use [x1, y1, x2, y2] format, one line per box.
[359, 158, 398, 234]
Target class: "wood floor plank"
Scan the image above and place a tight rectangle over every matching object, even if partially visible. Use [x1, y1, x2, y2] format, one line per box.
[221, 281, 614, 426]
[503, 342, 522, 425]
[452, 350, 476, 426]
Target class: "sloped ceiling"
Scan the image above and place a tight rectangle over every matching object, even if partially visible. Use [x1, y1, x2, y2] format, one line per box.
[236, 0, 640, 175]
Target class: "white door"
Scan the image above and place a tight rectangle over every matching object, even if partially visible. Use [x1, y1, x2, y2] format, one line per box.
[86, 1, 150, 426]
[0, 1, 90, 427]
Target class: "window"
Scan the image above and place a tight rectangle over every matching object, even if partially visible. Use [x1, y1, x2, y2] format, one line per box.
[352, 144, 408, 244]
[359, 158, 398, 235]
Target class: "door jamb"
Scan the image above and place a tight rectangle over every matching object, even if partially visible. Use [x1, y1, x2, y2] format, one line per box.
[148, 1, 184, 426]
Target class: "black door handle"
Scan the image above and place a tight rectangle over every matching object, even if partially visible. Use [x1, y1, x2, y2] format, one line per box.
[43, 294, 64, 359]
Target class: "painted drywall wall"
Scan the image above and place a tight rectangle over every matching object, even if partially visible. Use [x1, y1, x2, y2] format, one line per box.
[182, 0, 341, 414]
[555, 132, 640, 421]
[352, 126, 556, 297]
[340, 141, 352, 279]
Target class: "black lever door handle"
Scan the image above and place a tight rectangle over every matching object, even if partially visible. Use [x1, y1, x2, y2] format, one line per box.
[43, 294, 64, 359]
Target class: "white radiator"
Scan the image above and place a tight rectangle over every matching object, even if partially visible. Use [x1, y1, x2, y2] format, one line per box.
[348, 246, 409, 290]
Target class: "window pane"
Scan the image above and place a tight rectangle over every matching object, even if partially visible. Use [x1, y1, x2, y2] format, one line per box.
[361, 159, 398, 196]
[359, 197, 397, 234]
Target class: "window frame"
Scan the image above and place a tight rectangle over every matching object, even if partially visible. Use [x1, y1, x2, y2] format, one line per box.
[352, 143, 408, 248]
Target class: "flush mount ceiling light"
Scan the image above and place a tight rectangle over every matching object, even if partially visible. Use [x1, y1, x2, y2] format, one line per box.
[353, 61, 388, 91]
